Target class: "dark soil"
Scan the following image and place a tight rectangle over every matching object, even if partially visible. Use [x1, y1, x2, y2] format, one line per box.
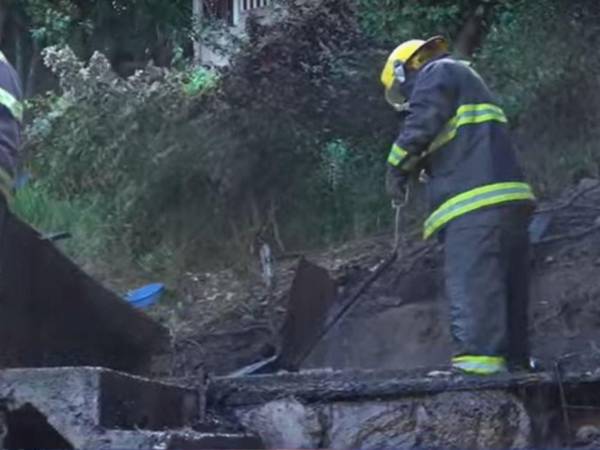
[161, 179, 600, 378]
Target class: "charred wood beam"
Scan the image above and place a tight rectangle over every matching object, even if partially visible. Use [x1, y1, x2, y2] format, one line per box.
[207, 367, 600, 407]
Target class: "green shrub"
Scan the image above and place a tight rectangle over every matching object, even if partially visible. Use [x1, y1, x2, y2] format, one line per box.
[356, 0, 467, 45]
[12, 182, 115, 265]
[21, 0, 385, 274]
[182, 66, 219, 96]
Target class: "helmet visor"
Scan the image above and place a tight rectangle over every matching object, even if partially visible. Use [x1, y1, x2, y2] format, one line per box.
[384, 79, 409, 112]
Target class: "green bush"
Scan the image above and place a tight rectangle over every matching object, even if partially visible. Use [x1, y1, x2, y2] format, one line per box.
[298, 139, 389, 245]
[26, 0, 600, 283]
[12, 182, 115, 266]
[182, 66, 219, 96]
[23, 47, 229, 275]
[21, 0, 389, 277]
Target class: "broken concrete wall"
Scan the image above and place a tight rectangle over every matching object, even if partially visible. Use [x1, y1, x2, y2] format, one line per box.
[0, 367, 263, 450]
[0, 213, 169, 373]
[209, 367, 600, 448]
[235, 391, 531, 449]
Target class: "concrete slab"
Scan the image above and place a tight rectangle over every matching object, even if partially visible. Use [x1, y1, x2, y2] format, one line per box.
[0, 367, 201, 449]
[95, 430, 264, 449]
[0, 213, 169, 373]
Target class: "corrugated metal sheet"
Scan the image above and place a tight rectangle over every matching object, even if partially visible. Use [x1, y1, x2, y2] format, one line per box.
[276, 258, 337, 371]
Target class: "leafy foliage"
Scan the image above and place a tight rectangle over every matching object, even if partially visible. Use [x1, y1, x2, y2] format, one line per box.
[475, 0, 600, 194]
[25, 46, 221, 269]
[22, 0, 392, 278]
[20, 0, 600, 290]
[12, 181, 114, 265]
[182, 66, 219, 95]
[356, 0, 472, 45]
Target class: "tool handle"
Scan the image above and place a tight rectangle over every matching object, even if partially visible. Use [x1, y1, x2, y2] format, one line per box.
[295, 249, 399, 369]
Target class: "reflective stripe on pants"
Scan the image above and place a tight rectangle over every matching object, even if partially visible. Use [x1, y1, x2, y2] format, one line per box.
[452, 355, 506, 375]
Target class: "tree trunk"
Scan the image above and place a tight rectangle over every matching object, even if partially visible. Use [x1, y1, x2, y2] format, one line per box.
[25, 42, 40, 97]
[0, 5, 7, 46]
[14, 30, 25, 82]
[454, 4, 492, 59]
[192, 0, 203, 64]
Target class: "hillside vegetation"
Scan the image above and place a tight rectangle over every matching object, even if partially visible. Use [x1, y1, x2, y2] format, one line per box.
[8, 0, 600, 296]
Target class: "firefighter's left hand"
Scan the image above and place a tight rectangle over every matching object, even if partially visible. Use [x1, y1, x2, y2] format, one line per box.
[385, 166, 408, 203]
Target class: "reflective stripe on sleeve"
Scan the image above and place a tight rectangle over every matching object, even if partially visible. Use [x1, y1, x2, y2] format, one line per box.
[0, 52, 23, 123]
[0, 87, 23, 123]
[0, 166, 14, 203]
[387, 143, 408, 166]
[387, 143, 420, 171]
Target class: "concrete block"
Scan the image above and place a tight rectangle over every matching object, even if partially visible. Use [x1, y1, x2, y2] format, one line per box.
[87, 429, 264, 449]
[0, 367, 201, 449]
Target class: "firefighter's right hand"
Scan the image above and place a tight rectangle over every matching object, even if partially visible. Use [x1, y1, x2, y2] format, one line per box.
[385, 165, 408, 203]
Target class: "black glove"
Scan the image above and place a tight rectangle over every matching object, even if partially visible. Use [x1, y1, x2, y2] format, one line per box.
[385, 166, 408, 203]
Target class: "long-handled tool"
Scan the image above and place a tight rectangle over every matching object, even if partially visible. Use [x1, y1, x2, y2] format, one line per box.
[226, 190, 409, 377]
[292, 189, 409, 368]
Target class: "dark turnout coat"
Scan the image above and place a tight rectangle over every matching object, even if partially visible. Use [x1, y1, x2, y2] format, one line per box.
[387, 56, 535, 238]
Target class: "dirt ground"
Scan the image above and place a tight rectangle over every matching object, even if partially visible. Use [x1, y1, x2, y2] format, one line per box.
[156, 179, 600, 377]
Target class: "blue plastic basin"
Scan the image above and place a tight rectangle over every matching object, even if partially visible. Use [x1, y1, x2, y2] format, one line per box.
[125, 283, 165, 309]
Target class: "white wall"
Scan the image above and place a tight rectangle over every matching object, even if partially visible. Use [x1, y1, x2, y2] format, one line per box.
[201, 0, 274, 67]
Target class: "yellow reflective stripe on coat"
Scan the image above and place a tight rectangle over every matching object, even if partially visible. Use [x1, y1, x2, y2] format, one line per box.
[0, 87, 23, 123]
[387, 143, 408, 166]
[0, 166, 14, 204]
[0, 52, 22, 123]
[452, 355, 506, 375]
[387, 143, 420, 170]
[423, 182, 535, 239]
[429, 103, 508, 153]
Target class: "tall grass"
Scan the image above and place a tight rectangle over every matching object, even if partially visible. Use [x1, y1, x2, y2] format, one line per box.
[12, 182, 116, 267]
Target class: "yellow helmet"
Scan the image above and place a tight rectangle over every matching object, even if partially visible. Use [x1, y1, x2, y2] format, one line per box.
[381, 36, 449, 109]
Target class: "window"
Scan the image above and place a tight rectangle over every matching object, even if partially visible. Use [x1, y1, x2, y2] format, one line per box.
[241, 0, 271, 11]
[204, 0, 234, 23]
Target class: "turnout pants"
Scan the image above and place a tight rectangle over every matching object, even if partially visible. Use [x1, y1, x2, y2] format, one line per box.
[442, 203, 532, 372]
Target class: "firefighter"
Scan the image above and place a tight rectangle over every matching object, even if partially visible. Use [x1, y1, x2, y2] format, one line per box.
[381, 36, 535, 375]
[0, 50, 23, 252]
[0, 50, 23, 204]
